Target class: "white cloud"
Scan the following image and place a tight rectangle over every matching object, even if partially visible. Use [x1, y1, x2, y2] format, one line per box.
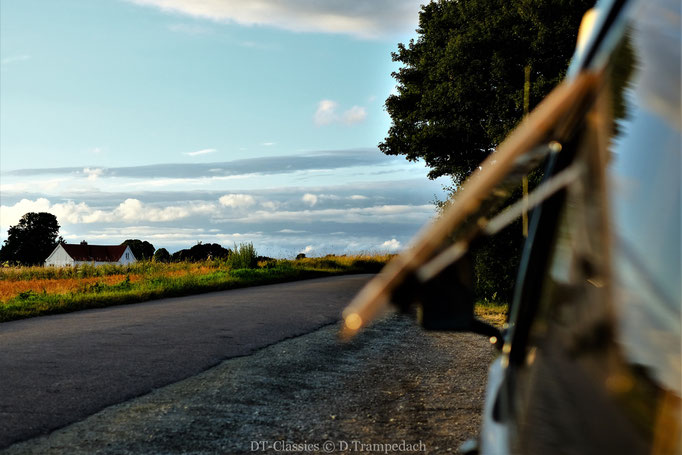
[126, 0, 422, 40]
[260, 200, 280, 210]
[113, 198, 213, 222]
[0, 198, 216, 228]
[314, 100, 367, 126]
[219, 193, 256, 208]
[301, 245, 314, 254]
[2, 195, 434, 233]
[302, 193, 318, 206]
[350, 195, 368, 200]
[83, 167, 103, 181]
[261, 142, 276, 146]
[1, 198, 51, 229]
[314, 100, 338, 126]
[185, 148, 217, 156]
[342, 106, 367, 125]
[380, 238, 401, 251]
[1, 198, 109, 227]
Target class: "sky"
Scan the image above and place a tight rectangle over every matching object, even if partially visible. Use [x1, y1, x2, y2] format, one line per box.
[0, 0, 449, 257]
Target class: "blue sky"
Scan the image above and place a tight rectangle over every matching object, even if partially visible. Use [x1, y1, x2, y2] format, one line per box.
[1, 0, 449, 257]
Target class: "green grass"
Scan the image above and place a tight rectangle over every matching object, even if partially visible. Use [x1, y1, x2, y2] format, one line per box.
[474, 301, 509, 328]
[0, 255, 392, 323]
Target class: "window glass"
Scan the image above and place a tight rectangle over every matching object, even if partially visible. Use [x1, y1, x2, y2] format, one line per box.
[607, 0, 681, 394]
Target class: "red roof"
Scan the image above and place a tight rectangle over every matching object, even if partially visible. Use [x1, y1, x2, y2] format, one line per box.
[61, 244, 131, 262]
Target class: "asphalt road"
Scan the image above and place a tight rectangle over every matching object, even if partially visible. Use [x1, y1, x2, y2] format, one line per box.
[0, 274, 373, 449]
[3, 315, 495, 455]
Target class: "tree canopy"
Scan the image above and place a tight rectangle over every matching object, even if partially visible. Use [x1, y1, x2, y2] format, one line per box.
[171, 243, 231, 262]
[153, 248, 171, 263]
[380, 0, 593, 304]
[0, 212, 62, 265]
[122, 239, 156, 260]
[380, 0, 592, 182]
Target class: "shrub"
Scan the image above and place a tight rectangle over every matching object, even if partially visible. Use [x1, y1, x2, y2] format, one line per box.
[227, 242, 257, 269]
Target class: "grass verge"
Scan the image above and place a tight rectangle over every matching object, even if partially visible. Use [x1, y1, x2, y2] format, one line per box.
[475, 301, 509, 328]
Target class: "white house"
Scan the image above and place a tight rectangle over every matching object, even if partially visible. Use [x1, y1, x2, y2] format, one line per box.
[45, 244, 137, 267]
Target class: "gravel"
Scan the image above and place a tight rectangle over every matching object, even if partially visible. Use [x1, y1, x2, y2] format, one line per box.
[3, 314, 496, 455]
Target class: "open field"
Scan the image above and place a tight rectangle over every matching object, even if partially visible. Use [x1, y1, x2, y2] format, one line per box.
[0, 255, 391, 323]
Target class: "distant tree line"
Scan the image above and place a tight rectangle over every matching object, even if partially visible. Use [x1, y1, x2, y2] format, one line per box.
[0, 211, 259, 266]
[165, 242, 232, 262]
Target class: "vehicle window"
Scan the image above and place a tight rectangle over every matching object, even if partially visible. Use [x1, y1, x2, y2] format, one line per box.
[607, 0, 681, 396]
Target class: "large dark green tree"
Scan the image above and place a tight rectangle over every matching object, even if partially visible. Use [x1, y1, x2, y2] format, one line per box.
[381, 0, 592, 182]
[0, 212, 62, 265]
[381, 0, 592, 303]
[121, 239, 155, 260]
[153, 248, 171, 263]
[171, 242, 231, 262]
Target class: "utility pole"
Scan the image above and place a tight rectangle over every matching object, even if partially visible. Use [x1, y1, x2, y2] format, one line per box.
[522, 65, 531, 237]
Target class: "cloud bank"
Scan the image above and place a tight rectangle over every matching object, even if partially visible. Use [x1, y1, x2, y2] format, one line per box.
[6, 149, 396, 180]
[1, 147, 447, 257]
[0, 178, 442, 257]
[126, 0, 422, 39]
[219, 194, 256, 208]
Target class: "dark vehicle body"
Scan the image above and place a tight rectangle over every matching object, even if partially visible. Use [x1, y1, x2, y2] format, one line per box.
[343, 0, 680, 453]
[480, 0, 680, 453]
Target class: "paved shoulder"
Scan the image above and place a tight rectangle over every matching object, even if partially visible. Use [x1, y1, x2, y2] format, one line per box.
[0, 274, 373, 449]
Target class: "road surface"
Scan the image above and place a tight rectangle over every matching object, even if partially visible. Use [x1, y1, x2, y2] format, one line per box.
[0, 274, 373, 449]
[3, 315, 495, 455]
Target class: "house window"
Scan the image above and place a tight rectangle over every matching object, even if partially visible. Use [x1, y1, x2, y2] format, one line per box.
[125, 253, 129, 260]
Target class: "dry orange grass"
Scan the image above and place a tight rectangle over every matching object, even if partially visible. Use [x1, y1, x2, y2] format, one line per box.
[0, 257, 386, 306]
[0, 274, 142, 302]
[0, 264, 218, 302]
[156, 266, 214, 279]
